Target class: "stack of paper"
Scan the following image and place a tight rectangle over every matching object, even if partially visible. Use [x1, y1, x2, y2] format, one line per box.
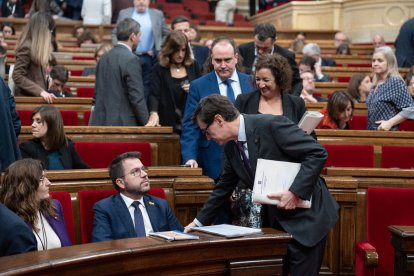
[193, 224, 262, 238]
[298, 111, 324, 134]
[149, 230, 199, 241]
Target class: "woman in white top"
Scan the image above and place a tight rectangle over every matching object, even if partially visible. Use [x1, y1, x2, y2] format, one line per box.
[0, 159, 72, 250]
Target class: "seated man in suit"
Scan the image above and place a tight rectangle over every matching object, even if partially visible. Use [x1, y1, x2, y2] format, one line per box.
[92, 152, 183, 242]
[0, 202, 37, 256]
[171, 16, 209, 71]
[48, 65, 73, 98]
[300, 70, 327, 103]
[238, 23, 302, 96]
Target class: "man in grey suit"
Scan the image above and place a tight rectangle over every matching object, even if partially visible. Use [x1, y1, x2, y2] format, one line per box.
[91, 18, 148, 126]
[112, 0, 170, 107]
[185, 94, 339, 275]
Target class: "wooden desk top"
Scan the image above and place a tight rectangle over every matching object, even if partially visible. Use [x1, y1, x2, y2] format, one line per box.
[326, 167, 414, 178]
[0, 228, 291, 275]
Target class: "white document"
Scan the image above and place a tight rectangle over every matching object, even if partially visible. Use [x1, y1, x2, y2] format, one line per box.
[298, 111, 323, 134]
[252, 158, 311, 208]
[193, 224, 262, 238]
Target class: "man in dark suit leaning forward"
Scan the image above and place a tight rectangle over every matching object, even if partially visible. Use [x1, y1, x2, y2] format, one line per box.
[92, 152, 183, 242]
[185, 94, 339, 275]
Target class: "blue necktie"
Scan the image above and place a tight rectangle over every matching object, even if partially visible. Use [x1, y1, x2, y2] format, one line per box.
[224, 79, 235, 103]
[236, 141, 253, 178]
[132, 201, 146, 237]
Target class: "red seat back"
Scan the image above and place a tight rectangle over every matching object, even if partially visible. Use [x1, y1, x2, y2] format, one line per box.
[17, 110, 78, 126]
[364, 188, 414, 276]
[49, 191, 76, 244]
[349, 115, 367, 130]
[70, 70, 83, 76]
[83, 110, 91, 125]
[74, 142, 152, 168]
[78, 188, 165, 244]
[76, 87, 95, 98]
[382, 146, 414, 169]
[323, 144, 374, 168]
[399, 120, 414, 131]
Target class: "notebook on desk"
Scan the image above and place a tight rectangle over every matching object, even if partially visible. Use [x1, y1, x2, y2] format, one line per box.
[193, 224, 262, 238]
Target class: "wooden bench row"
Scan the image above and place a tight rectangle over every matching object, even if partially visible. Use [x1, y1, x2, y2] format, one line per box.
[4, 166, 412, 275]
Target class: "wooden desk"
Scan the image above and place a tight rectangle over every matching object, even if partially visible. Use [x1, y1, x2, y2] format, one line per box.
[0, 228, 291, 275]
[389, 225, 414, 276]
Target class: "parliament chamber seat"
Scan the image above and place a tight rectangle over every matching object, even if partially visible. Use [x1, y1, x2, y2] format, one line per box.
[76, 87, 95, 98]
[349, 115, 368, 130]
[74, 141, 155, 168]
[355, 187, 414, 276]
[78, 188, 166, 244]
[323, 144, 374, 168]
[381, 146, 414, 169]
[17, 109, 79, 126]
[50, 191, 76, 244]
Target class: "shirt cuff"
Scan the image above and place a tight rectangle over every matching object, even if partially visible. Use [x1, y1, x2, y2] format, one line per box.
[193, 218, 203, 227]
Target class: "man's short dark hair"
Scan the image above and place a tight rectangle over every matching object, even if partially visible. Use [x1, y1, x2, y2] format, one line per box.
[254, 23, 276, 41]
[171, 16, 189, 29]
[50, 65, 69, 83]
[192, 94, 239, 125]
[109, 151, 142, 191]
[116, 18, 140, 41]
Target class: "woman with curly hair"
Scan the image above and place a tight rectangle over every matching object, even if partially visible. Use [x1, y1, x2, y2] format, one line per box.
[235, 53, 308, 124]
[0, 159, 72, 250]
[146, 30, 201, 134]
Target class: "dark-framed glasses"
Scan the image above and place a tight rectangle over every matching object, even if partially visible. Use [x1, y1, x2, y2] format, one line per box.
[200, 120, 213, 136]
[121, 166, 149, 178]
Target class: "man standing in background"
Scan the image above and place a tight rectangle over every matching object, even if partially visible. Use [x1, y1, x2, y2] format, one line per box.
[112, 0, 169, 107]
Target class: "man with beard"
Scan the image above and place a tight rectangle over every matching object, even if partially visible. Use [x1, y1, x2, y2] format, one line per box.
[92, 152, 183, 242]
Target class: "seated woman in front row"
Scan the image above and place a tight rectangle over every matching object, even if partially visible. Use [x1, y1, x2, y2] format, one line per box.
[0, 159, 72, 250]
[19, 105, 90, 170]
[317, 90, 354, 129]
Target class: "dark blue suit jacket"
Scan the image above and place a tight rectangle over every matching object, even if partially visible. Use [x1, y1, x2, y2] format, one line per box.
[192, 45, 209, 70]
[0, 203, 37, 256]
[180, 71, 254, 180]
[92, 193, 183, 242]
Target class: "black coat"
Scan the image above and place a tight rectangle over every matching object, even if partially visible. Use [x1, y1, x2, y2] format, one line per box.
[19, 139, 90, 169]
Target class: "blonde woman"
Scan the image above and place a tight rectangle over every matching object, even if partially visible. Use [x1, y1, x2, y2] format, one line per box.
[366, 46, 414, 130]
[12, 12, 56, 103]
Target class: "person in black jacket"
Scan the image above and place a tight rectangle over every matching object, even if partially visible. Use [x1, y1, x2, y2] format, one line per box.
[1, 0, 24, 18]
[19, 105, 90, 170]
[238, 23, 302, 96]
[146, 30, 201, 134]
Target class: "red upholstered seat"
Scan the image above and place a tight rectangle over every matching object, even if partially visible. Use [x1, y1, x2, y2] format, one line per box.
[399, 120, 414, 131]
[74, 142, 152, 168]
[49, 191, 76, 244]
[349, 115, 368, 130]
[355, 188, 414, 276]
[76, 87, 95, 98]
[78, 188, 165, 244]
[83, 110, 91, 125]
[72, 56, 95, 61]
[17, 110, 79, 126]
[70, 70, 83, 76]
[382, 146, 414, 169]
[323, 144, 374, 168]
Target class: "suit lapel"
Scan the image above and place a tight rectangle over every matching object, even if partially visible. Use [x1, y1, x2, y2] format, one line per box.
[113, 195, 136, 237]
[143, 195, 157, 231]
[206, 71, 220, 95]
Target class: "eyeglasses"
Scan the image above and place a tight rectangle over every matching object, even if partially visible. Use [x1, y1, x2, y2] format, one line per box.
[302, 77, 315, 82]
[200, 120, 213, 136]
[120, 166, 148, 178]
[39, 172, 48, 184]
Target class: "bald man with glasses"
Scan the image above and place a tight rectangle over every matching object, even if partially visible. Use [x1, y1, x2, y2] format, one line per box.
[92, 151, 183, 242]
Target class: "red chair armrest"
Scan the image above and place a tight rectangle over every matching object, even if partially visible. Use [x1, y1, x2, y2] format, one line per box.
[356, 241, 379, 266]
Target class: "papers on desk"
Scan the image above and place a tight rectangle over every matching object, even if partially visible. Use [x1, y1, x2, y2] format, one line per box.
[252, 158, 311, 208]
[298, 111, 323, 134]
[149, 230, 199, 241]
[193, 224, 262, 238]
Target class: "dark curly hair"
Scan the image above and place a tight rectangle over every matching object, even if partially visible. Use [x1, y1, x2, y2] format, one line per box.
[255, 53, 292, 94]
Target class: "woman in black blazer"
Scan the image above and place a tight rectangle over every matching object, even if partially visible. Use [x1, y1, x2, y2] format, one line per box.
[146, 30, 201, 134]
[19, 105, 89, 170]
